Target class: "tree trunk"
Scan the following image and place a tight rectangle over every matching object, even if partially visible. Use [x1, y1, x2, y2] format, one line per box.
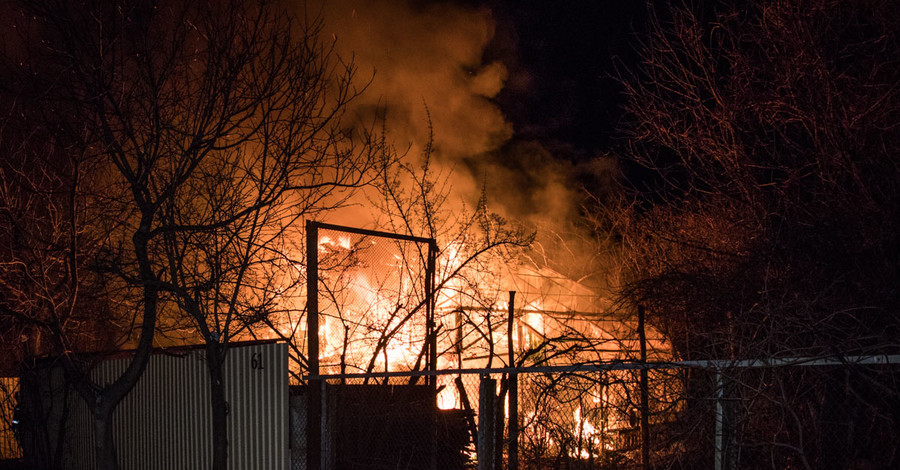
[207, 343, 228, 470]
[92, 404, 118, 470]
[75, 281, 158, 470]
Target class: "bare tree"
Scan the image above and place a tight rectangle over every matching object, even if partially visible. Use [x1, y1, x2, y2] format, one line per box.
[4, 0, 379, 468]
[0, 91, 127, 468]
[610, 1, 900, 467]
[292, 127, 534, 379]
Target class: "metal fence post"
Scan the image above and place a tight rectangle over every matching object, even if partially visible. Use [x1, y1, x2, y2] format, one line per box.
[638, 306, 651, 470]
[507, 291, 518, 470]
[427, 242, 438, 470]
[715, 369, 736, 470]
[306, 221, 321, 470]
[478, 376, 497, 470]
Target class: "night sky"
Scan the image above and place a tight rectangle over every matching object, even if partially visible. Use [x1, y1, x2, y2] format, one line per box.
[484, 0, 648, 162]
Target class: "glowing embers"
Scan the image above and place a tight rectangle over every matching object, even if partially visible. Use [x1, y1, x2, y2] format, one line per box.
[571, 406, 602, 459]
[520, 373, 636, 463]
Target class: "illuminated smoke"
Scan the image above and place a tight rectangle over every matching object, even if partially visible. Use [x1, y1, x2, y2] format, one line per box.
[312, 0, 611, 283]
[320, 0, 511, 203]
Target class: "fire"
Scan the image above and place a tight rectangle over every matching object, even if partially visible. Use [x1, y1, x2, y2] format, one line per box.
[315, 232, 430, 374]
[318, 235, 352, 252]
[259, 225, 678, 464]
[436, 373, 459, 410]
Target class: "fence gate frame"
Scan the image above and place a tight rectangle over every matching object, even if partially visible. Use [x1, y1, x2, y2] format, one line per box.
[305, 220, 437, 470]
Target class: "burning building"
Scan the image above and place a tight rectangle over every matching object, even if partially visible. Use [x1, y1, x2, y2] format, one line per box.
[0, 221, 677, 470]
[297, 222, 677, 468]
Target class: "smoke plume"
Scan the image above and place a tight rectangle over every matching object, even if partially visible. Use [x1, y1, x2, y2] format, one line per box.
[320, 0, 510, 203]
[313, 0, 607, 283]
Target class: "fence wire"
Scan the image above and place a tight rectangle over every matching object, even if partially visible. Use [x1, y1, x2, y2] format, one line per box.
[301, 356, 900, 470]
[312, 224, 434, 378]
[304, 365, 681, 470]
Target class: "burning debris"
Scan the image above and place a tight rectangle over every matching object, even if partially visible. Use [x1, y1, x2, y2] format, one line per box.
[272, 222, 679, 467]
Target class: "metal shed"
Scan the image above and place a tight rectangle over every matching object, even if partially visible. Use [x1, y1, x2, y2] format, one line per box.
[22, 341, 289, 470]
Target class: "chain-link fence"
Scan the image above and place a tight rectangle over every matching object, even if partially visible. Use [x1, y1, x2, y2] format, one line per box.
[296, 355, 900, 470]
[297, 363, 681, 470]
[306, 222, 437, 378]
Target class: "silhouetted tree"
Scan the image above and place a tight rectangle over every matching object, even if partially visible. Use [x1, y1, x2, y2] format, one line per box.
[611, 0, 900, 468]
[3, 0, 378, 468]
[0, 99, 124, 470]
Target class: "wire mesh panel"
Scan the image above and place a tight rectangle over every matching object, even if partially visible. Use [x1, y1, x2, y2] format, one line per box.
[305, 222, 438, 470]
[310, 223, 436, 377]
[325, 379, 467, 470]
[319, 375, 472, 470]
[515, 368, 684, 470]
[307, 364, 683, 470]
[289, 391, 307, 470]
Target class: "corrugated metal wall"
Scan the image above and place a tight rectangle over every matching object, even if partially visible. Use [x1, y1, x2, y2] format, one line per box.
[68, 342, 288, 470]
